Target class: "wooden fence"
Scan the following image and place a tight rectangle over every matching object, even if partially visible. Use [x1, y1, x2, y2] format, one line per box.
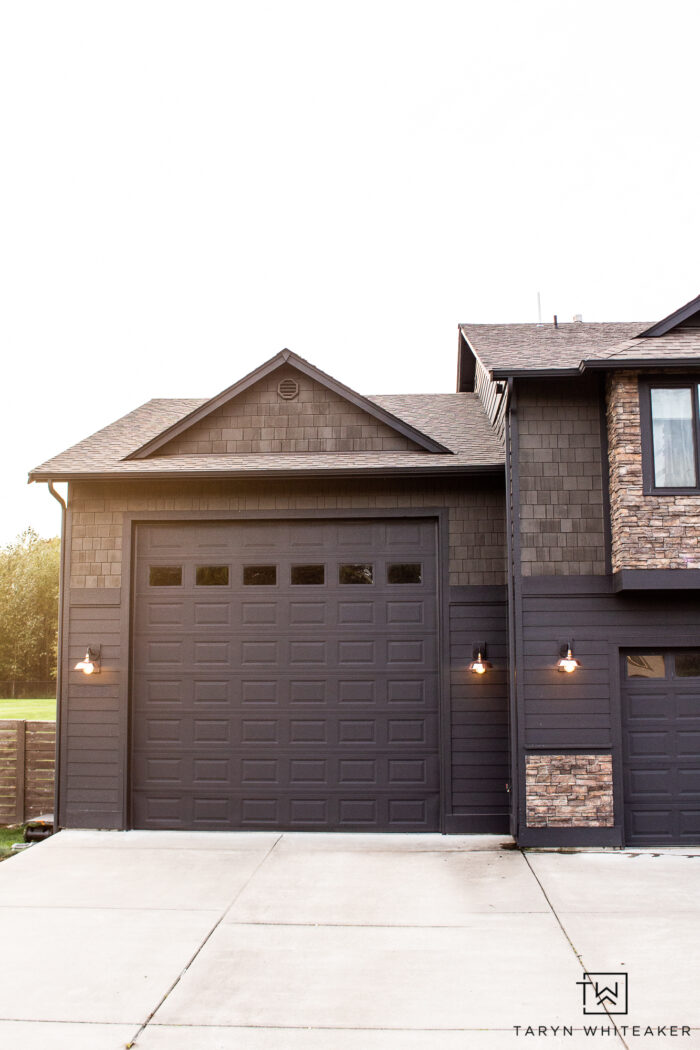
[0, 721, 55, 824]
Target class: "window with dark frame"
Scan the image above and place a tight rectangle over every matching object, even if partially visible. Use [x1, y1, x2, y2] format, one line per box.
[641, 378, 700, 492]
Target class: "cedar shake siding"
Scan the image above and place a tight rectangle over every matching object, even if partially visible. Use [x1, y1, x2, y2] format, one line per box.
[607, 371, 700, 571]
[68, 476, 507, 590]
[474, 357, 507, 446]
[517, 378, 607, 577]
[157, 365, 422, 456]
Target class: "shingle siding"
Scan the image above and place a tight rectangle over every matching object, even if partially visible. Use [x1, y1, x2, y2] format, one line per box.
[517, 378, 607, 576]
[68, 476, 507, 589]
[607, 371, 700, 571]
[158, 366, 420, 455]
[474, 358, 507, 445]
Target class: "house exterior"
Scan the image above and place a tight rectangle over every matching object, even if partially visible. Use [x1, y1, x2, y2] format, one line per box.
[30, 295, 700, 846]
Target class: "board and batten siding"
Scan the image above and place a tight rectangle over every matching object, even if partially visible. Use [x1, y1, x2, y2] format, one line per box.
[60, 475, 507, 829]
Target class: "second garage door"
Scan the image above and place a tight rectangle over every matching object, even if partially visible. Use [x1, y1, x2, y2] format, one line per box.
[622, 650, 700, 844]
[131, 518, 440, 831]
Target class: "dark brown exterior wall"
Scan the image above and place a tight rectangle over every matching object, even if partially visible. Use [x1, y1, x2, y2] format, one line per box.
[60, 474, 508, 830]
[517, 377, 607, 576]
[517, 578, 700, 846]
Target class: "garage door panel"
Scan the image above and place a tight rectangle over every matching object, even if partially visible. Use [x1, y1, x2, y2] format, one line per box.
[625, 766, 673, 801]
[622, 651, 700, 845]
[132, 519, 440, 831]
[678, 767, 700, 797]
[677, 692, 700, 716]
[678, 731, 700, 756]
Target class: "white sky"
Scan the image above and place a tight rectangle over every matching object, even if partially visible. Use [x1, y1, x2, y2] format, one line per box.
[2, 1, 699, 545]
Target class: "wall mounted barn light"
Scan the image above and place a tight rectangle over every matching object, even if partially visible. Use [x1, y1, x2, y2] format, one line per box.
[74, 646, 101, 675]
[557, 641, 580, 674]
[469, 642, 492, 675]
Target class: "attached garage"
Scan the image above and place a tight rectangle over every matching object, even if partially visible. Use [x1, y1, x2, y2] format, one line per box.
[132, 518, 441, 831]
[622, 650, 700, 845]
[31, 348, 510, 835]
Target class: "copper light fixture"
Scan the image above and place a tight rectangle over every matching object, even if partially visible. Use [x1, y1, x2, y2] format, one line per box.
[469, 642, 492, 675]
[74, 646, 101, 675]
[557, 641, 580, 674]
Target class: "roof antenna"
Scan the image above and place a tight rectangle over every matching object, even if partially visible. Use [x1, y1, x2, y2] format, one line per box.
[537, 292, 543, 326]
[553, 314, 558, 329]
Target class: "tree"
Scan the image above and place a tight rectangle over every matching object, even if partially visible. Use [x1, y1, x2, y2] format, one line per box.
[0, 529, 60, 688]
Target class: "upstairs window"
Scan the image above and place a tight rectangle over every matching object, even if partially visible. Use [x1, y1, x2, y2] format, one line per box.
[641, 380, 700, 492]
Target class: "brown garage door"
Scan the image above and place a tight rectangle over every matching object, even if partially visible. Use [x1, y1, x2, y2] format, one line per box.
[131, 519, 440, 831]
[622, 650, 700, 845]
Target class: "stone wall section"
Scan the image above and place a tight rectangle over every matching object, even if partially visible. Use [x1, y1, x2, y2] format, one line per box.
[525, 753, 614, 827]
[68, 476, 507, 588]
[158, 366, 419, 455]
[607, 371, 700, 571]
[517, 378, 607, 576]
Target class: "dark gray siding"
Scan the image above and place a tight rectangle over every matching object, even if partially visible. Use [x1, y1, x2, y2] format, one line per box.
[474, 358, 507, 446]
[59, 477, 509, 832]
[516, 377, 607, 577]
[517, 577, 700, 846]
[446, 586, 509, 833]
[60, 589, 124, 828]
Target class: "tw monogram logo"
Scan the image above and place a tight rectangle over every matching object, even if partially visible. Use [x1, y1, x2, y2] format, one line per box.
[577, 972, 629, 1015]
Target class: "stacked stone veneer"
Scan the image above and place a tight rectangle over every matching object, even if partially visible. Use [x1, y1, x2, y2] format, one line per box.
[517, 379, 607, 576]
[607, 372, 700, 570]
[158, 366, 419, 455]
[68, 476, 506, 588]
[525, 754, 614, 828]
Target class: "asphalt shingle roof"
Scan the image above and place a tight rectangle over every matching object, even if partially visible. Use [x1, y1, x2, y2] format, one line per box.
[29, 393, 504, 480]
[460, 322, 650, 374]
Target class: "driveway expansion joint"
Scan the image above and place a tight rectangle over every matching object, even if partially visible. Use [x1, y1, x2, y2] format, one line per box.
[522, 851, 630, 1050]
[125, 833, 283, 1050]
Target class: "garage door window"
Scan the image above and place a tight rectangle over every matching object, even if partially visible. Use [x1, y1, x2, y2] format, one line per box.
[626, 653, 665, 678]
[149, 566, 182, 587]
[339, 564, 373, 585]
[243, 566, 277, 586]
[387, 563, 422, 584]
[196, 566, 229, 586]
[291, 565, 325, 585]
[675, 652, 700, 677]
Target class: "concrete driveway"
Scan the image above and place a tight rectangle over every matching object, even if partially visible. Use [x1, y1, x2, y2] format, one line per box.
[0, 832, 698, 1049]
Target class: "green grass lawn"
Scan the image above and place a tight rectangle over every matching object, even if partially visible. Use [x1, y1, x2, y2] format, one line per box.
[0, 825, 26, 862]
[0, 698, 56, 721]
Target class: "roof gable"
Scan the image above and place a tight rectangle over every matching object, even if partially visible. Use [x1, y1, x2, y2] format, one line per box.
[639, 292, 700, 338]
[127, 350, 450, 459]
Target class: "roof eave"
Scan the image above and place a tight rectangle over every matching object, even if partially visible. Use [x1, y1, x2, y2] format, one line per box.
[488, 356, 700, 379]
[489, 366, 582, 379]
[581, 356, 700, 372]
[29, 462, 505, 484]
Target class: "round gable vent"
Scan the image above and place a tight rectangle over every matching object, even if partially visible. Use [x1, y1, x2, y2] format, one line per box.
[277, 377, 299, 400]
